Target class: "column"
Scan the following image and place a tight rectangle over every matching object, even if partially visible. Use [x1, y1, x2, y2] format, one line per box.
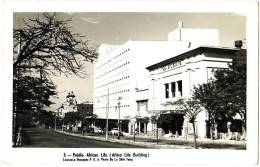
[138, 121, 141, 134]
[182, 117, 189, 138]
[128, 123, 132, 135]
[147, 121, 153, 136]
[175, 81, 178, 97]
[168, 82, 172, 98]
[144, 123, 147, 134]
[177, 80, 183, 97]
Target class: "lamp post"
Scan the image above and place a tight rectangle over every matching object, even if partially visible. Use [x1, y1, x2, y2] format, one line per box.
[105, 89, 109, 141]
[187, 68, 195, 139]
[133, 121, 136, 142]
[151, 78, 159, 143]
[152, 78, 156, 113]
[117, 96, 122, 140]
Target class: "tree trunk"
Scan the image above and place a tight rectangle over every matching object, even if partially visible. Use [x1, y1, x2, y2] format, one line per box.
[210, 123, 214, 139]
[208, 114, 215, 140]
[241, 114, 246, 140]
[192, 121, 197, 149]
[209, 119, 217, 140]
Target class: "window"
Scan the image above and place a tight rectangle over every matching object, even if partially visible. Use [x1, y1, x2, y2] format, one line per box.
[171, 82, 176, 97]
[137, 100, 148, 111]
[165, 83, 169, 98]
[177, 80, 182, 97]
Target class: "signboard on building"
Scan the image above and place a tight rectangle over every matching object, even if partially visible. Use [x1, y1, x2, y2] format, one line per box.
[161, 61, 182, 72]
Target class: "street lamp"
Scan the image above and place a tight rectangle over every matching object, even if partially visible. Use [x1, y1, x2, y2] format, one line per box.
[151, 78, 156, 113]
[151, 78, 159, 143]
[187, 68, 195, 98]
[186, 68, 195, 139]
[117, 96, 122, 140]
[105, 89, 109, 141]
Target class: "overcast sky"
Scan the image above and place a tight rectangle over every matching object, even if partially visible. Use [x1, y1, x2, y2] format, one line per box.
[13, 12, 246, 111]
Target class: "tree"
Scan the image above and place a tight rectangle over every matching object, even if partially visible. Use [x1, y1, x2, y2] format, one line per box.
[13, 74, 57, 129]
[193, 81, 219, 139]
[13, 13, 97, 145]
[164, 98, 203, 149]
[13, 13, 98, 78]
[214, 58, 246, 138]
[36, 110, 55, 128]
[151, 112, 161, 144]
[63, 112, 83, 126]
[193, 56, 246, 139]
[15, 75, 57, 110]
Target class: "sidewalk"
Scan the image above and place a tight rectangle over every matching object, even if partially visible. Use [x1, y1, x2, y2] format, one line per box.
[55, 130, 246, 149]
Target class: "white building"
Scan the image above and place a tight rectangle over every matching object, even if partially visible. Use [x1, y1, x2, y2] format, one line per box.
[145, 45, 245, 138]
[56, 91, 77, 118]
[94, 40, 194, 131]
[94, 24, 221, 133]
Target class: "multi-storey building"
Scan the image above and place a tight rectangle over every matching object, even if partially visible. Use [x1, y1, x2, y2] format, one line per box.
[77, 100, 93, 118]
[93, 24, 220, 133]
[145, 44, 246, 138]
[94, 40, 193, 131]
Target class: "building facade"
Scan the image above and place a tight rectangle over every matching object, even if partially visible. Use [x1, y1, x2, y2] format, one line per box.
[93, 25, 244, 138]
[145, 46, 245, 138]
[56, 91, 78, 118]
[94, 39, 199, 131]
[77, 100, 93, 118]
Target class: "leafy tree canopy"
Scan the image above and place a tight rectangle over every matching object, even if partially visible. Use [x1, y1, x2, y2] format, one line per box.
[63, 112, 83, 125]
[14, 74, 57, 112]
[193, 54, 246, 125]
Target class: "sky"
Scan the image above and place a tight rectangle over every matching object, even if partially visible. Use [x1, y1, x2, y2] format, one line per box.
[13, 12, 246, 111]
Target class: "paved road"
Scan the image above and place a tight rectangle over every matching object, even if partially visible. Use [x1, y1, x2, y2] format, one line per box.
[21, 126, 144, 148]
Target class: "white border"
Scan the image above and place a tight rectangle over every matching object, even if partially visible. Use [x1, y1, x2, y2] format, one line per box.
[0, 0, 259, 167]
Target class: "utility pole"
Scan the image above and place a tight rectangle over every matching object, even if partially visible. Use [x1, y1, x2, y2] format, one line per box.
[117, 96, 122, 140]
[156, 114, 159, 144]
[187, 68, 195, 140]
[133, 122, 136, 142]
[105, 89, 109, 141]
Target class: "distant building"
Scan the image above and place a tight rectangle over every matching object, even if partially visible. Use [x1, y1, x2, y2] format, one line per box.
[77, 101, 93, 118]
[56, 91, 77, 118]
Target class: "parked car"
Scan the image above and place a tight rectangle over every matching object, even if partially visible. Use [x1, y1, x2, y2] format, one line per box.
[110, 128, 123, 136]
[94, 127, 104, 134]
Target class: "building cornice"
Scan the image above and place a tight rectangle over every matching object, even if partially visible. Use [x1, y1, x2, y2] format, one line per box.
[146, 46, 246, 71]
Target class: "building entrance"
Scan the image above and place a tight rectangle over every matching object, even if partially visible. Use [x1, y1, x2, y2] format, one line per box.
[159, 113, 184, 135]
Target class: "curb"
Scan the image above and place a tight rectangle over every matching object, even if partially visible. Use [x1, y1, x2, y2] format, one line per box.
[54, 130, 192, 149]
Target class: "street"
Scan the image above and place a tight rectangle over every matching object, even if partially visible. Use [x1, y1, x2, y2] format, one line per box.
[21, 126, 144, 148]
[20, 126, 246, 149]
